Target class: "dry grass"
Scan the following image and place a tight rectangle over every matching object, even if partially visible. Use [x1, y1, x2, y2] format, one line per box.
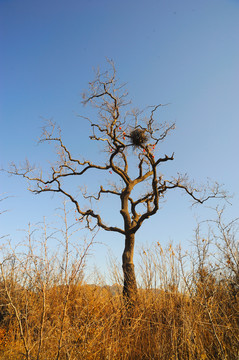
[0, 209, 238, 359]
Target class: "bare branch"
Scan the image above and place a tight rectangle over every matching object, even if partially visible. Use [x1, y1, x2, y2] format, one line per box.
[166, 176, 227, 205]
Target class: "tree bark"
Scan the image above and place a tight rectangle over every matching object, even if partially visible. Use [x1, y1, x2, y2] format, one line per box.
[122, 233, 137, 303]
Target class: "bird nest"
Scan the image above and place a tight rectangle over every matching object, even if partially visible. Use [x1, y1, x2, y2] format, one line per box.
[130, 128, 148, 147]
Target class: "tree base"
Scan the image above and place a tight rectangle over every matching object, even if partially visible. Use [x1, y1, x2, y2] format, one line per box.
[122, 262, 138, 307]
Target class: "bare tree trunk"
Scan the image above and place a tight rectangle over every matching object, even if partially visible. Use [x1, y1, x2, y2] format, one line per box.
[122, 233, 137, 303]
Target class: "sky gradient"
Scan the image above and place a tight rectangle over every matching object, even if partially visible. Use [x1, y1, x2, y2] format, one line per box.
[1, 0, 239, 278]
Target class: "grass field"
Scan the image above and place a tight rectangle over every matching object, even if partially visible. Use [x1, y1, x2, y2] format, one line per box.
[0, 210, 238, 359]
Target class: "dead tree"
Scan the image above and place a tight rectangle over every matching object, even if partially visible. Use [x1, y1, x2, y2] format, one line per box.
[9, 61, 226, 304]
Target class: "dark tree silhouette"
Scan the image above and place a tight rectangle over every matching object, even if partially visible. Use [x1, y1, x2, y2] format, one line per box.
[9, 62, 226, 304]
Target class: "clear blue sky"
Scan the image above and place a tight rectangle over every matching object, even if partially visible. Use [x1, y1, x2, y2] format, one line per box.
[1, 0, 239, 279]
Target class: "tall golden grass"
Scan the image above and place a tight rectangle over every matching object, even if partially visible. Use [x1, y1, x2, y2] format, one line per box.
[0, 208, 238, 359]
